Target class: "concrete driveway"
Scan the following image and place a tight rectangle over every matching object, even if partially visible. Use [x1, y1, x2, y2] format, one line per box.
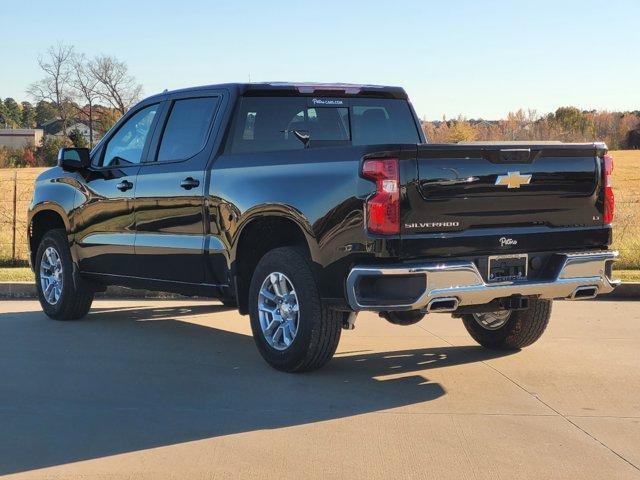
[0, 299, 638, 479]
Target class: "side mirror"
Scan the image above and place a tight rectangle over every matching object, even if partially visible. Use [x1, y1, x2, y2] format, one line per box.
[58, 147, 90, 171]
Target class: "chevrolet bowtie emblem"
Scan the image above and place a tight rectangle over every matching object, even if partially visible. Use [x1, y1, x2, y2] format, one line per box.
[495, 171, 532, 189]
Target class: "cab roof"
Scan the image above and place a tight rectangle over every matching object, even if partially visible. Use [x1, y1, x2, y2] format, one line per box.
[155, 82, 408, 100]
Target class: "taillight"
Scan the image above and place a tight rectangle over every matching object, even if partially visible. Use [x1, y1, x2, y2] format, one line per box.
[362, 158, 400, 235]
[603, 153, 614, 224]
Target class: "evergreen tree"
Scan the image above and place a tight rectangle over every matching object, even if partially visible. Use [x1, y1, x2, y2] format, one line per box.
[3, 98, 22, 127]
[21, 101, 36, 128]
[35, 100, 58, 126]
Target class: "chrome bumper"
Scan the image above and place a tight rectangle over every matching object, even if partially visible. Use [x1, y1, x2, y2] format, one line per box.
[345, 251, 619, 312]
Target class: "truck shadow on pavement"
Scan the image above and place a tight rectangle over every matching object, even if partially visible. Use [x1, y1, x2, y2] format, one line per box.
[0, 304, 515, 475]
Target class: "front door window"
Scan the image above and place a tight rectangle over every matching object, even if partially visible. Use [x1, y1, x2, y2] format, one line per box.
[102, 105, 158, 167]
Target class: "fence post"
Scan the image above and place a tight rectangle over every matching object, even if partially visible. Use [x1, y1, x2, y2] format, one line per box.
[12, 171, 17, 265]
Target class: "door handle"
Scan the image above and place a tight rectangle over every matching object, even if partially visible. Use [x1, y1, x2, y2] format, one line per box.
[116, 180, 133, 191]
[180, 177, 200, 190]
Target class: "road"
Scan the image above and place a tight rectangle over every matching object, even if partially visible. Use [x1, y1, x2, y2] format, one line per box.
[1, 299, 639, 479]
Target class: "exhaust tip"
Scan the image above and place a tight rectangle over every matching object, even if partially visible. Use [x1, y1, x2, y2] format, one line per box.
[570, 286, 598, 300]
[427, 297, 459, 313]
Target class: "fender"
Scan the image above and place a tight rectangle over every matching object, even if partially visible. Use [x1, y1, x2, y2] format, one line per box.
[27, 170, 79, 231]
[27, 170, 79, 265]
[230, 203, 321, 265]
[28, 202, 72, 233]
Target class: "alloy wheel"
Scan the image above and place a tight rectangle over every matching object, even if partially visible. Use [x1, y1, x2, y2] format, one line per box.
[472, 310, 512, 330]
[257, 272, 300, 351]
[40, 246, 63, 305]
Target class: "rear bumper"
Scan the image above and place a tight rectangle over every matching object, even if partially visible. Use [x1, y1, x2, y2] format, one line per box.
[345, 250, 619, 312]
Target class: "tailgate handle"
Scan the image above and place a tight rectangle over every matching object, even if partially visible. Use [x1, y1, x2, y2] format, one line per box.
[484, 148, 533, 164]
[500, 148, 531, 163]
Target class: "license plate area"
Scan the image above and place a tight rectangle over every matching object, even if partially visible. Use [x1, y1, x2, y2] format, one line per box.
[488, 254, 528, 283]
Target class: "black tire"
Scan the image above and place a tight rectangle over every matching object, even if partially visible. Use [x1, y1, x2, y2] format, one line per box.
[461, 298, 552, 350]
[35, 229, 94, 320]
[248, 246, 342, 372]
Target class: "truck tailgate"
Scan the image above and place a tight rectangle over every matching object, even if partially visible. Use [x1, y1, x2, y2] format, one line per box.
[400, 143, 610, 257]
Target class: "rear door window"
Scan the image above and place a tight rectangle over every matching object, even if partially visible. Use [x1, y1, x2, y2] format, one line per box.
[156, 97, 219, 162]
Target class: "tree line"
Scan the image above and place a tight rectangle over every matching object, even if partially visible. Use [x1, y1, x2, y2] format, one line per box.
[0, 43, 141, 167]
[0, 98, 119, 139]
[27, 43, 142, 144]
[423, 107, 640, 149]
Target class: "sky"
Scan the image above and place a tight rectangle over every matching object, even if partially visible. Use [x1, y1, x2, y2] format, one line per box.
[0, 0, 638, 120]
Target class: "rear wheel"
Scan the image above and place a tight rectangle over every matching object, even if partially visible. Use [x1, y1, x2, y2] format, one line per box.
[461, 298, 552, 350]
[248, 246, 342, 372]
[35, 229, 93, 320]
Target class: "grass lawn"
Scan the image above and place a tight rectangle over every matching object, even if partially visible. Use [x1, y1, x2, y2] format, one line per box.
[0, 267, 34, 282]
[615, 270, 640, 283]
[610, 150, 640, 270]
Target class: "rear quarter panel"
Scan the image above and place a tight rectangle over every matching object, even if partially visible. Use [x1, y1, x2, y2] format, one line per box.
[207, 145, 412, 296]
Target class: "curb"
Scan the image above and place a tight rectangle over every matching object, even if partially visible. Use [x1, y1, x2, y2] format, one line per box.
[1, 282, 638, 300]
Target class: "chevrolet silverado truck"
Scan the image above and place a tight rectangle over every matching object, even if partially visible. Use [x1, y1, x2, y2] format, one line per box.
[28, 82, 619, 372]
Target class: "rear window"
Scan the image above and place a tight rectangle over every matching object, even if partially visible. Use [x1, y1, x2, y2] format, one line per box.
[229, 97, 419, 153]
[350, 99, 420, 146]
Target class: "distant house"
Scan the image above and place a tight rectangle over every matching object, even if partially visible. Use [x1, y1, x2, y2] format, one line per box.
[0, 129, 44, 149]
[469, 119, 500, 127]
[42, 119, 92, 144]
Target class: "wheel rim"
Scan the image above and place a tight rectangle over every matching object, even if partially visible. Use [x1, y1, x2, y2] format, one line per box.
[40, 246, 63, 305]
[258, 272, 299, 351]
[472, 311, 511, 330]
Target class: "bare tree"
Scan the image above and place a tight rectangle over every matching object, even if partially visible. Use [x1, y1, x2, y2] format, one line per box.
[27, 43, 75, 135]
[89, 55, 142, 115]
[71, 55, 100, 147]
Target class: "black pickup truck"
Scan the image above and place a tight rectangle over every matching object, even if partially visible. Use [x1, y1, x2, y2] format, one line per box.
[28, 82, 618, 371]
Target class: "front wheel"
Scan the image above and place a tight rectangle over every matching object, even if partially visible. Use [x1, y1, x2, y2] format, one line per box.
[35, 229, 94, 320]
[248, 247, 342, 372]
[461, 298, 552, 350]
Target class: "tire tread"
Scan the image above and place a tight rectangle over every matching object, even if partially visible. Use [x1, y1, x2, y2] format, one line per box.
[461, 298, 552, 350]
[248, 246, 341, 372]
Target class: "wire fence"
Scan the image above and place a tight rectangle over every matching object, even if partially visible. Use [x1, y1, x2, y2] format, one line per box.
[0, 169, 45, 266]
[0, 166, 638, 269]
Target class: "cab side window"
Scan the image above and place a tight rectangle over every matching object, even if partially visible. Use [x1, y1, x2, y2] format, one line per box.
[101, 104, 158, 167]
[156, 97, 219, 162]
